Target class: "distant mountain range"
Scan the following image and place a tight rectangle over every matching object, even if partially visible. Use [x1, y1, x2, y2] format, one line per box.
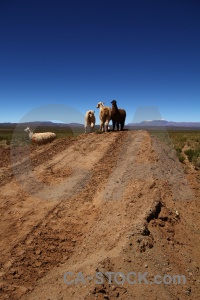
[127, 120, 200, 128]
[0, 120, 200, 128]
[0, 121, 83, 127]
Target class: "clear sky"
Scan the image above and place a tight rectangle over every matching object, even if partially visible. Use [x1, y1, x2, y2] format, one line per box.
[0, 0, 200, 124]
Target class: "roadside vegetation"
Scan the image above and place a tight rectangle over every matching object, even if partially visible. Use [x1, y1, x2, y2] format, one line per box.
[150, 128, 200, 169]
[168, 130, 200, 168]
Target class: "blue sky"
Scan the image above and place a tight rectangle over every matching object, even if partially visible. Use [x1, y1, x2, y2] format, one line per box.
[0, 0, 200, 124]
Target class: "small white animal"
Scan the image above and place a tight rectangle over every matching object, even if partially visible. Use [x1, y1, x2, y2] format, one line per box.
[24, 127, 56, 145]
[84, 110, 96, 133]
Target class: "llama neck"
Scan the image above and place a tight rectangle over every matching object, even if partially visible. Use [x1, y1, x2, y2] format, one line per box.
[28, 130, 33, 139]
[112, 104, 119, 112]
[100, 105, 104, 110]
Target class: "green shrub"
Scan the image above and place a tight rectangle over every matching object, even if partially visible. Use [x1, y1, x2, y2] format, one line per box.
[184, 149, 195, 162]
[178, 154, 185, 163]
[184, 148, 200, 167]
[175, 147, 182, 155]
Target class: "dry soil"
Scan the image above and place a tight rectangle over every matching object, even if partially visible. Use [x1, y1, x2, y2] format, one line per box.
[0, 130, 200, 300]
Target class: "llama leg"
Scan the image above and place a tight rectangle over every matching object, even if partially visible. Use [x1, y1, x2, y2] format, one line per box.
[105, 120, 109, 132]
[117, 122, 119, 131]
[100, 121, 104, 132]
[112, 121, 115, 131]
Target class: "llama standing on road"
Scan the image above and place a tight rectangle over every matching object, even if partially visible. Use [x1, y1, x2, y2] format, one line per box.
[96, 102, 111, 132]
[111, 100, 126, 131]
[24, 127, 56, 145]
[84, 110, 96, 133]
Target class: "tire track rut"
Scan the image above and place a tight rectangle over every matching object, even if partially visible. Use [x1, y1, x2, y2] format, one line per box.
[0, 130, 199, 300]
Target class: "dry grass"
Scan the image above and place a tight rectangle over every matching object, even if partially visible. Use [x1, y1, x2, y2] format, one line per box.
[150, 128, 200, 168]
[168, 130, 200, 168]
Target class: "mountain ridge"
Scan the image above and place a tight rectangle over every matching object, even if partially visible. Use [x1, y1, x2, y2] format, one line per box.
[0, 120, 200, 128]
[127, 120, 200, 127]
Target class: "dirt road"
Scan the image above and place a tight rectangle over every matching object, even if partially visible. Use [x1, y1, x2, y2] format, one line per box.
[0, 130, 200, 299]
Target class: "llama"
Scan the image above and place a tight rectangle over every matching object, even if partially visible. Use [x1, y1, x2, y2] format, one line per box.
[24, 127, 56, 145]
[110, 100, 126, 131]
[96, 102, 111, 132]
[84, 110, 96, 133]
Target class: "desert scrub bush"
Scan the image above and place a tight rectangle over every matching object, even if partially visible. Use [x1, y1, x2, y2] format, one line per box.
[184, 149, 194, 162]
[175, 147, 182, 155]
[175, 148, 185, 163]
[184, 148, 200, 167]
[178, 154, 185, 163]
[168, 130, 200, 148]
[168, 130, 200, 165]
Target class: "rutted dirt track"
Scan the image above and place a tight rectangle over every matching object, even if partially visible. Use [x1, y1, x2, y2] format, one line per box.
[0, 130, 200, 300]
